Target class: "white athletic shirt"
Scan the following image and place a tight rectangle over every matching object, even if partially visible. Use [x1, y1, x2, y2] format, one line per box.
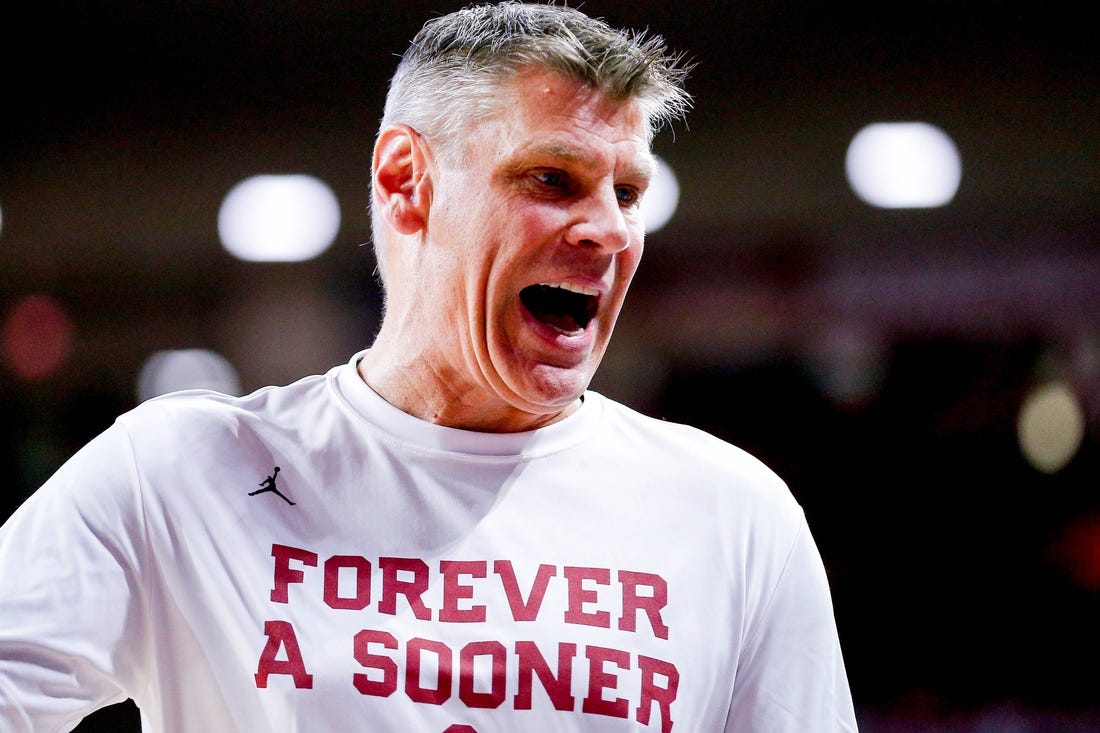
[0, 352, 857, 732]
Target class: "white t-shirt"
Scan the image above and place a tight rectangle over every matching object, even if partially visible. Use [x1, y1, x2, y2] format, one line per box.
[0, 353, 857, 732]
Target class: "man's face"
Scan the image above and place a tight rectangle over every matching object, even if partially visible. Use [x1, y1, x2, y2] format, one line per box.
[414, 68, 653, 427]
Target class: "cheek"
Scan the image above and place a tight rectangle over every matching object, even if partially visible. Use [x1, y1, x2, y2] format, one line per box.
[514, 197, 572, 233]
[620, 234, 645, 276]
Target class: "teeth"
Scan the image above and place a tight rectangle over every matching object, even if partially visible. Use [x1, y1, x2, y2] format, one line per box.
[538, 282, 599, 297]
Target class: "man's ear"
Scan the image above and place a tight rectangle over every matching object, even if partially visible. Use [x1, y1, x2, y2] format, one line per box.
[372, 124, 434, 235]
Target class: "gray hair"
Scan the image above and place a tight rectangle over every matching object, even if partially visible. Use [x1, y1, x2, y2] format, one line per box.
[371, 1, 692, 282]
[382, 1, 692, 153]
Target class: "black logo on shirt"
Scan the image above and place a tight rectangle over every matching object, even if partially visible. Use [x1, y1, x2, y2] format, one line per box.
[249, 466, 295, 505]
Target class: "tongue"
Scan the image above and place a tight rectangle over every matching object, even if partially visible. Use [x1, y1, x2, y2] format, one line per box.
[521, 285, 584, 333]
[531, 307, 579, 333]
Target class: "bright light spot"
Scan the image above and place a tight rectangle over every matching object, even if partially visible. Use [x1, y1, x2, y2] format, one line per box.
[845, 122, 961, 208]
[137, 348, 242, 402]
[641, 155, 680, 233]
[218, 174, 341, 262]
[1, 295, 74, 380]
[1017, 381, 1085, 474]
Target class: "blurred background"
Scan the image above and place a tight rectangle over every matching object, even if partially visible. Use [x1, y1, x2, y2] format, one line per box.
[1, 1, 1097, 730]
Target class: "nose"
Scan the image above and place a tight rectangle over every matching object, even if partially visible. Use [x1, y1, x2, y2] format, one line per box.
[565, 187, 633, 254]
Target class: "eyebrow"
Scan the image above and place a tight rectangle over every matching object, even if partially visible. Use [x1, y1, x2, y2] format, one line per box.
[517, 141, 657, 183]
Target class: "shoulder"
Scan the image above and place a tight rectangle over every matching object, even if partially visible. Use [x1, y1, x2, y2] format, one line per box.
[589, 392, 799, 515]
[582, 394, 809, 592]
[109, 370, 346, 485]
[118, 371, 332, 440]
[594, 394, 786, 481]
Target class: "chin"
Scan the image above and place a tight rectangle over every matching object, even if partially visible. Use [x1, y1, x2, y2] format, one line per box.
[510, 362, 592, 412]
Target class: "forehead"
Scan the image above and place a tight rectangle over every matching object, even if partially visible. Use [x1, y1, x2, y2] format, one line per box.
[470, 69, 655, 177]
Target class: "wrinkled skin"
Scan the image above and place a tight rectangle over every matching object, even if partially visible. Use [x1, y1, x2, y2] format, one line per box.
[362, 68, 654, 433]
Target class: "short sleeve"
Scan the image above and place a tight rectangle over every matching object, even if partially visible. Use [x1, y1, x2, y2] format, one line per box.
[725, 515, 858, 732]
[0, 422, 150, 732]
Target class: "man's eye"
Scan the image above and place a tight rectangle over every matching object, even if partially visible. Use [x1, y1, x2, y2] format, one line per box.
[616, 186, 640, 207]
[534, 170, 567, 188]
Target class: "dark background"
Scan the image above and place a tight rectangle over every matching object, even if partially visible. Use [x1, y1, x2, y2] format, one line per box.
[2, 1, 1098, 730]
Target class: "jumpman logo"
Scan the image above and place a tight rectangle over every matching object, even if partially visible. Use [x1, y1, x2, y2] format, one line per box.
[249, 466, 295, 505]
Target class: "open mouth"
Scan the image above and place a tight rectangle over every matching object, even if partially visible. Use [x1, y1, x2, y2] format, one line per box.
[519, 283, 599, 334]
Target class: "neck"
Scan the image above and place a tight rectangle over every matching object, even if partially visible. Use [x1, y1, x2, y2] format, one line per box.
[356, 345, 580, 433]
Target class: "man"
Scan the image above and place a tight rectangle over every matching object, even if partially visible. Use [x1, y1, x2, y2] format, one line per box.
[0, 2, 858, 731]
